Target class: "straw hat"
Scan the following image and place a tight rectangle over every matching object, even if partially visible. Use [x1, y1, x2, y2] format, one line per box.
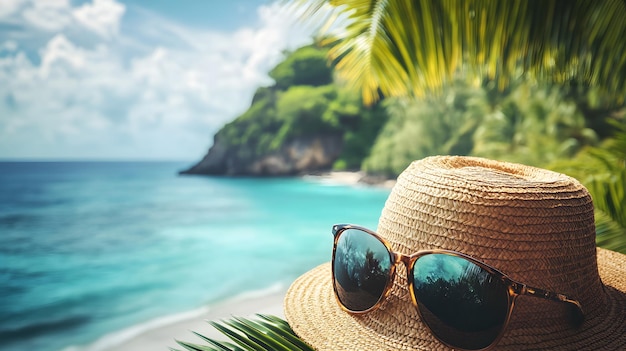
[284, 156, 626, 350]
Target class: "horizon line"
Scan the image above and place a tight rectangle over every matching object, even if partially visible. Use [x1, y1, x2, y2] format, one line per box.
[0, 158, 197, 163]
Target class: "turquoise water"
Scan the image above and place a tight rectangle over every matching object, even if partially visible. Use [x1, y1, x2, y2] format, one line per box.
[0, 162, 389, 351]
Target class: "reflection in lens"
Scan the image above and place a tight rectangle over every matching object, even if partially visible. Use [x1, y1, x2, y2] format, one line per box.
[333, 229, 393, 311]
[412, 254, 509, 350]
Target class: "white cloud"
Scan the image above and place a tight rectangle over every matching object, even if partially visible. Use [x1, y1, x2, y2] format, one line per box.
[1, 40, 18, 52]
[0, 0, 27, 19]
[72, 0, 126, 39]
[22, 0, 72, 31]
[0, 0, 316, 160]
[39, 34, 86, 77]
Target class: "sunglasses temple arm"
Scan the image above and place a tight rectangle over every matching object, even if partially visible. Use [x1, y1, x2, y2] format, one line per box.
[511, 282, 585, 326]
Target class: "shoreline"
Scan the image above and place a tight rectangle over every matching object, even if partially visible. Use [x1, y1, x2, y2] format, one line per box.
[70, 285, 287, 351]
[303, 170, 396, 189]
[63, 172, 387, 351]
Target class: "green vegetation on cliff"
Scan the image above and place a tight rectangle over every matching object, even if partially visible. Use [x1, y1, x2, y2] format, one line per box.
[269, 45, 332, 89]
[212, 44, 387, 171]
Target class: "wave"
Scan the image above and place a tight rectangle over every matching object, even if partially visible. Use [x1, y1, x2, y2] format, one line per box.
[61, 282, 286, 351]
[0, 314, 90, 344]
[228, 281, 285, 302]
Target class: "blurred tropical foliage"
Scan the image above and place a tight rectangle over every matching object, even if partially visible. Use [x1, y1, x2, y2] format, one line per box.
[549, 119, 626, 253]
[289, 0, 626, 252]
[362, 80, 612, 175]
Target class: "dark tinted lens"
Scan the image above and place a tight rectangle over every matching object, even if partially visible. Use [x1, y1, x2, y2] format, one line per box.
[333, 229, 393, 312]
[412, 254, 510, 350]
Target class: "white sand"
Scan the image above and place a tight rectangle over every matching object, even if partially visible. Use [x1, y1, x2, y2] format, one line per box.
[304, 170, 396, 188]
[82, 289, 287, 351]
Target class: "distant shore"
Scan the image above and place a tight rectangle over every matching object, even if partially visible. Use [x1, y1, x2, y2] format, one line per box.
[303, 170, 396, 189]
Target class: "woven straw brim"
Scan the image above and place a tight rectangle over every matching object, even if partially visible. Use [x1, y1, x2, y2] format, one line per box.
[284, 248, 626, 350]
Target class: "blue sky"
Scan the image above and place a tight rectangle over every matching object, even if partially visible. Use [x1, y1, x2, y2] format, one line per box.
[0, 0, 318, 160]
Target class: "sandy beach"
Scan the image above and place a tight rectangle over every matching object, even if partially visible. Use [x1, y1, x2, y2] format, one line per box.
[83, 287, 287, 351]
[304, 170, 396, 189]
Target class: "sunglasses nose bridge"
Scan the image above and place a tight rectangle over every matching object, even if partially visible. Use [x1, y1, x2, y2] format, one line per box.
[397, 253, 413, 270]
[392, 253, 419, 307]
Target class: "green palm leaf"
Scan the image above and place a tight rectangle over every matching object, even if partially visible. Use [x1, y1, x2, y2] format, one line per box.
[173, 315, 314, 351]
[549, 118, 626, 254]
[596, 210, 626, 254]
[291, 0, 626, 104]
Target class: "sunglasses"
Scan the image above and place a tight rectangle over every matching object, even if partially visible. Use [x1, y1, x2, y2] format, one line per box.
[331, 224, 584, 350]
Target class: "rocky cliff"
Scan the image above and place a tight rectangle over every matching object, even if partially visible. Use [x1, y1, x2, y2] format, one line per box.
[180, 133, 343, 176]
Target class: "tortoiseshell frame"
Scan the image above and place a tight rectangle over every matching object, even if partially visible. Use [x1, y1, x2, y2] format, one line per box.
[331, 224, 584, 351]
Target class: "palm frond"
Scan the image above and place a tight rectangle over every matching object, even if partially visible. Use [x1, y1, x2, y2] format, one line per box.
[596, 210, 626, 254]
[173, 315, 314, 351]
[550, 117, 626, 254]
[292, 0, 626, 104]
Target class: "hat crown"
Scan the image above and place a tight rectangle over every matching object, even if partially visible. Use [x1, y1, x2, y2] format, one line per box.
[377, 156, 603, 314]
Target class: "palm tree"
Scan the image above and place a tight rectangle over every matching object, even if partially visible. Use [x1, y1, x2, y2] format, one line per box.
[549, 119, 626, 253]
[291, 0, 626, 105]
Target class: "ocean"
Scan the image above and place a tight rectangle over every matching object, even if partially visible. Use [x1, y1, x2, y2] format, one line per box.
[0, 161, 390, 351]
